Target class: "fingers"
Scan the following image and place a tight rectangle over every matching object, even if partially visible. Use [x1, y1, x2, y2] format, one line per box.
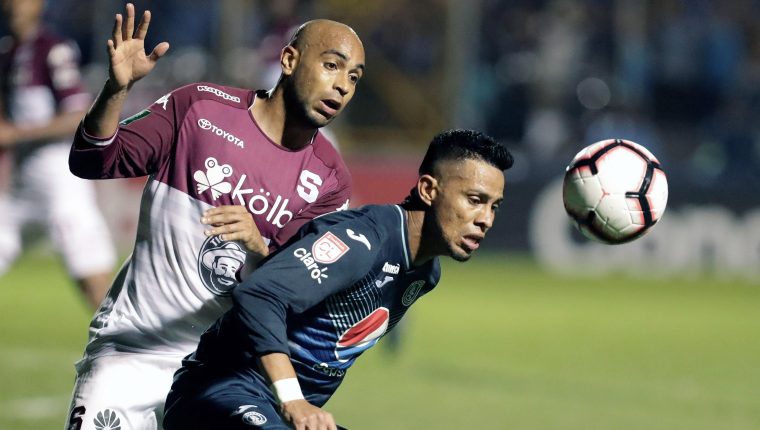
[106, 39, 116, 58]
[135, 10, 151, 40]
[202, 205, 250, 224]
[201, 206, 253, 236]
[124, 3, 135, 41]
[111, 13, 122, 47]
[207, 228, 245, 242]
[203, 221, 245, 236]
[283, 401, 336, 430]
[149, 42, 171, 63]
[294, 413, 337, 430]
[116, 3, 152, 42]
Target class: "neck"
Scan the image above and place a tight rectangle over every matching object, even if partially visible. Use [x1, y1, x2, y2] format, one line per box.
[404, 206, 435, 266]
[13, 23, 40, 42]
[250, 87, 316, 150]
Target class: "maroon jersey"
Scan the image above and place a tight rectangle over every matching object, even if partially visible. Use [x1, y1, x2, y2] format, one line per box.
[0, 28, 90, 153]
[69, 83, 352, 356]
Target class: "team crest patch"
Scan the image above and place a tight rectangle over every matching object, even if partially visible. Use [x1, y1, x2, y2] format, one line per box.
[198, 236, 246, 296]
[231, 405, 268, 426]
[242, 411, 268, 426]
[312, 232, 349, 264]
[402, 280, 425, 306]
[93, 409, 121, 430]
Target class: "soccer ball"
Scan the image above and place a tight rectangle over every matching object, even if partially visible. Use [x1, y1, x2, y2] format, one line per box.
[562, 139, 668, 244]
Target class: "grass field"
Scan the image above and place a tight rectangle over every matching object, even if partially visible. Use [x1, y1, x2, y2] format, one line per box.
[1, 251, 759, 429]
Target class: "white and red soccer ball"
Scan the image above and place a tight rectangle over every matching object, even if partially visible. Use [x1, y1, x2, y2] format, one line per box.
[562, 139, 668, 244]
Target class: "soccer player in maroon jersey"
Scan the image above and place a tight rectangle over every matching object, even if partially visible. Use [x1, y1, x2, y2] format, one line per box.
[65, 4, 365, 430]
[0, 0, 117, 309]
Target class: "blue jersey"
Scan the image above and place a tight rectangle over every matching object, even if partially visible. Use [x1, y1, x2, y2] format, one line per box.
[184, 204, 440, 405]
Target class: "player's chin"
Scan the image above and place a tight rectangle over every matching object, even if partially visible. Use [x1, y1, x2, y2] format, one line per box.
[310, 109, 337, 127]
[449, 244, 474, 262]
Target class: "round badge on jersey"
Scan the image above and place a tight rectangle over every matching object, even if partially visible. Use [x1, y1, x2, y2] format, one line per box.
[242, 411, 268, 426]
[197, 235, 246, 296]
[402, 280, 425, 307]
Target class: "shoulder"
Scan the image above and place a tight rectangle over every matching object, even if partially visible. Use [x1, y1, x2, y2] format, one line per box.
[311, 204, 404, 244]
[166, 82, 255, 110]
[311, 131, 349, 173]
[36, 30, 81, 66]
[34, 28, 65, 47]
[0, 36, 14, 56]
[314, 204, 399, 225]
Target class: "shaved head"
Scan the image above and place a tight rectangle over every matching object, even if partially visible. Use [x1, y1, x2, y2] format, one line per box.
[287, 19, 363, 53]
[273, 18, 365, 130]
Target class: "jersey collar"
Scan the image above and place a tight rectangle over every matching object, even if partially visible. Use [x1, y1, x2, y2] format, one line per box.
[394, 205, 413, 271]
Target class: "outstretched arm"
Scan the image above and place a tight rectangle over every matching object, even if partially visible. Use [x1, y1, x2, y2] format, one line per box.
[83, 3, 169, 138]
[0, 110, 84, 148]
[258, 353, 337, 430]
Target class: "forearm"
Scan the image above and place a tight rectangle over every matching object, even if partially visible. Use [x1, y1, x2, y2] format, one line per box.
[257, 352, 304, 403]
[13, 110, 85, 143]
[82, 79, 129, 138]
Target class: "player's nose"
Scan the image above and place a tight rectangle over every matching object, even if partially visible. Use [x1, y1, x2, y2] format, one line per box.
[474, 207, 495, 230]
[334, 74, 350, 97]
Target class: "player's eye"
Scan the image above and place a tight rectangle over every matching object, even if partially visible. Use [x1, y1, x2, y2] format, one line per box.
[349, 74, 360, 84]
[468, 196, 481, 205]
[324, 62, 338, 70]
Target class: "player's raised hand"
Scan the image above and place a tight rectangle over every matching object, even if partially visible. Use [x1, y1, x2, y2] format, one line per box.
[107, 3, 169, 92]
[202, 205, 269, 261]
[280, 399, 337, 430]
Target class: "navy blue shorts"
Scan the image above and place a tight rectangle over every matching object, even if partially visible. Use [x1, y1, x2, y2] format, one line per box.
[163, 365, 349, 429]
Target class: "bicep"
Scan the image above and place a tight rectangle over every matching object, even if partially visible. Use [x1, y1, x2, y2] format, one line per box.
[239, 220, 378, 313]
[230, 221, 378, 356]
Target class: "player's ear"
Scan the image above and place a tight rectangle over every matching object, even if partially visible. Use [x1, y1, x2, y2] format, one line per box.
[416, 174, 437, 207]
[280, 45, 299, 76]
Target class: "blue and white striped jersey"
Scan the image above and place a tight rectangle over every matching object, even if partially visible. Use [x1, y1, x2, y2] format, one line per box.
[186, 204, 441, 404]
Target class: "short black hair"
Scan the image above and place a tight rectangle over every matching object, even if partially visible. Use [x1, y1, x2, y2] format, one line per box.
[402, 129, 512, 208]
[418, 129, 513, 176]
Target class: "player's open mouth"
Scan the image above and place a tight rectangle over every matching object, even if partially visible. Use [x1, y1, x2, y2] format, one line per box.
[462, 235, 482, 251]
[319, 99, 342, 116]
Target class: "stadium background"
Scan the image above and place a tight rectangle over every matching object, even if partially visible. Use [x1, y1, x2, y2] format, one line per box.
[1, 1, 759, 429]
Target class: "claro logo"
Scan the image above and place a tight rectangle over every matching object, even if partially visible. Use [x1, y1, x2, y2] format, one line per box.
[198, 118, 245, 148]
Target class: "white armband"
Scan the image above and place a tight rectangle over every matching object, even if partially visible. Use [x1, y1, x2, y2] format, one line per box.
[271, 378, 305, 404]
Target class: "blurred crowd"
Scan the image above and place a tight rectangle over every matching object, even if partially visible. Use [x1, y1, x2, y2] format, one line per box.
[476, 0, 760, 187]
[5, 0, 760, 187]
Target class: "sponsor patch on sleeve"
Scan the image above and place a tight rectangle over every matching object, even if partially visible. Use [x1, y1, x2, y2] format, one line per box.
[119, 109, 151, 125]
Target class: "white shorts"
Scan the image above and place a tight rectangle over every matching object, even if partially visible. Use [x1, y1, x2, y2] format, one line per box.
[66, 353, 183, 430]
[0, 143, 116, 278]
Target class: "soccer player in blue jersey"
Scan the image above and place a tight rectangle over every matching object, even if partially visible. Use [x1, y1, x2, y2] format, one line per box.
[163, 129, 514, 430]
